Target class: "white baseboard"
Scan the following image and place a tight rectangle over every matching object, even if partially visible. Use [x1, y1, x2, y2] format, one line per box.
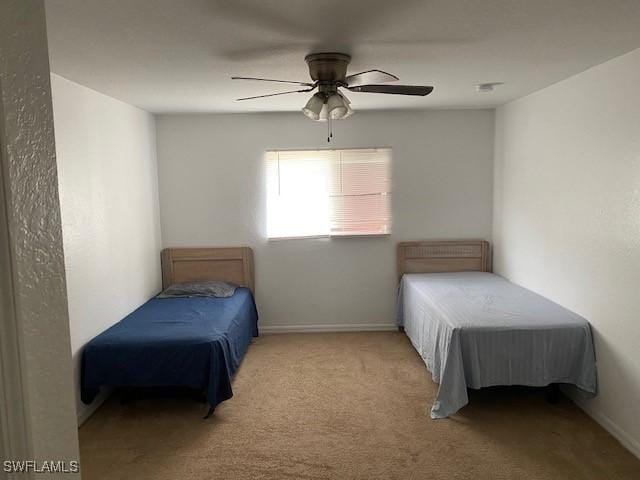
[260, 323, 398, 334]
[77, 388, 112, 427]
[568, 393, 640, 460]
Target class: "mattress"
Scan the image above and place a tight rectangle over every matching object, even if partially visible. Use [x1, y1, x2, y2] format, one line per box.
[81, 287, 258, 411]
[397, 272, 597, 418]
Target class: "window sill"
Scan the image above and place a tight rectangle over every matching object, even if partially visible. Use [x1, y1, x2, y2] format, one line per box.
[267, 235, 330, 242]
[331, 233, 391, 239]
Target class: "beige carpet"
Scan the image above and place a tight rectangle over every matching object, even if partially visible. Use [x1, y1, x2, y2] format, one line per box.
[79, 332, 640, 479]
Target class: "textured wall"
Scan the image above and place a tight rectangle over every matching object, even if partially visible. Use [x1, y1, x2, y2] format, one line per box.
[156, 110, 494, 331]
[0, 0, 80, 473]
[493, 47, 640, 457]
[51, 74, 163, 424]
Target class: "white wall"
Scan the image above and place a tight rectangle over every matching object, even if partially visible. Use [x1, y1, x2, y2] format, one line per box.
[156, 110, 494, 331]
[493, 48, 640, 457]
[52, 74, 162, 424]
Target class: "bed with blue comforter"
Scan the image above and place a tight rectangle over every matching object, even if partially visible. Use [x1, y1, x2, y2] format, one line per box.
[81, 287, 258, 414]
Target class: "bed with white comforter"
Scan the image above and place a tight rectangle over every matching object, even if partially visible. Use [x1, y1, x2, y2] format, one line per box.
[397, 271, 597, 418]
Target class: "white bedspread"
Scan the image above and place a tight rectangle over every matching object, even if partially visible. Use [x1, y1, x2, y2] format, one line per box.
[397, 272, 597, 418]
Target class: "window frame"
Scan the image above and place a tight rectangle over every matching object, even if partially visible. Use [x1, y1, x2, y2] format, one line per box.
[265, 147, 392, 241]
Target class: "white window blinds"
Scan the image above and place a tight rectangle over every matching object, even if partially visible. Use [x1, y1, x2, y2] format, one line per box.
[266, 148, 391, 239]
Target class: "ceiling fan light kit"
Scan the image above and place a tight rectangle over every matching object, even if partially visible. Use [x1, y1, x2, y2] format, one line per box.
[233, 52, 433, 141]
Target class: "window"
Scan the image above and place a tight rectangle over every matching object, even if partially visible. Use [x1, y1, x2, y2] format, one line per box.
[266, 148, 391, 239]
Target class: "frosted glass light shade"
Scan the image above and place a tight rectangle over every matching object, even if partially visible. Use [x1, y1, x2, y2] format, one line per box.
[340, 93, 353, 119]
[327, 93, 348, 120]
[318, 102, 329, 122]
[302, 93, 325, 120]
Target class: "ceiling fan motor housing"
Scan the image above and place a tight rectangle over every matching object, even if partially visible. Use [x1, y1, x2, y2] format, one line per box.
[305, 53, 351, 85]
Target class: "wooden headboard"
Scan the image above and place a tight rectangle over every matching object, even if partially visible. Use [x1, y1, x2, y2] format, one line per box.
[397, 240, 491, 280]
[161, 247, 255, 293]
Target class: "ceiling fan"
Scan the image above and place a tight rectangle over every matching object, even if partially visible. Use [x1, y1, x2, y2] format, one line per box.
[232, 52, 433, 140]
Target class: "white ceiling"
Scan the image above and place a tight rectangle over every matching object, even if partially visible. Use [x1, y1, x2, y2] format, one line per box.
[45, 0, 640, 113]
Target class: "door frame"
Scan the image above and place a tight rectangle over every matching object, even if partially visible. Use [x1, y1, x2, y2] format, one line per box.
[0, 81, 34, 479]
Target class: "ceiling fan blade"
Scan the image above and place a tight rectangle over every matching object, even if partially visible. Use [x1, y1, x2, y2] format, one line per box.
[236, 88, 315, 101]
[347, 84, 434, 96]
[344, 70, 399, 87]
[231, 76, 314, 87]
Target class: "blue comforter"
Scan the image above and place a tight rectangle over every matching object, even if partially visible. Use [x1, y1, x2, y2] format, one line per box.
[81, 288, 258, 410]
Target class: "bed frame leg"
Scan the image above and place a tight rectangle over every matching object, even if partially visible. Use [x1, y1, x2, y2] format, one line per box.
[398, 325, 405, 333]
[203, 406, 215, 419]
[120, 387, 134, 405]
[546, 383, 560, 404]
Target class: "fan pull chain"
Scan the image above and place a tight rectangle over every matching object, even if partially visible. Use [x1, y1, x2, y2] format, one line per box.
[327, 116, 333, 143]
